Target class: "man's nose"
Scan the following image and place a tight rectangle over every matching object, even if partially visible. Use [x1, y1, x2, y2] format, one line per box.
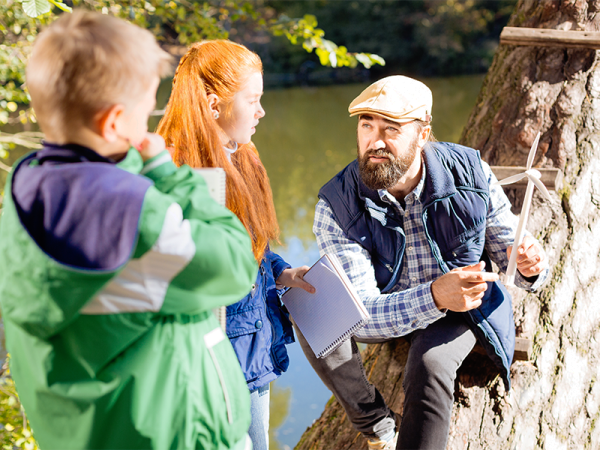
[373, 138, 386, 150]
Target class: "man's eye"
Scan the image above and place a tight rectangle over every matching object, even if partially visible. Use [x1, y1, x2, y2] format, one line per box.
[387, 127, 399, 132]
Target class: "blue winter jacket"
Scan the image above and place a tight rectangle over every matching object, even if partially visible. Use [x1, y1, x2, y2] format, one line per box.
[226, 249, 295, 391]
[318, 142, 515, 389]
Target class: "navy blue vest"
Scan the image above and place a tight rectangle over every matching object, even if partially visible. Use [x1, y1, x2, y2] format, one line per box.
[319, 142, 515, 389]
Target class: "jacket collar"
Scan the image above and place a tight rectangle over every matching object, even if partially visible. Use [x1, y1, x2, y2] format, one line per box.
[422, 142, 458, 204]
[37, 142, 115, 165]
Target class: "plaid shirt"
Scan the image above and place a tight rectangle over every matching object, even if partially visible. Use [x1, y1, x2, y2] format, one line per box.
[313, 159, 547, 340]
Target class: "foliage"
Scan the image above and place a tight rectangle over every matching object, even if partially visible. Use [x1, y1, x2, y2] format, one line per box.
[271, 14, 384, 69]
[0, 0, 384, 156]
[264, 0, 517, 77]
[0, 358, 38, 450]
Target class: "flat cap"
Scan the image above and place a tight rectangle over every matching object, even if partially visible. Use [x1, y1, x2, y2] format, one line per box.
[349, 75, 432, 123]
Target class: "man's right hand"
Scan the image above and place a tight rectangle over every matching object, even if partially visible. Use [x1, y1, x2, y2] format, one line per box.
[431, 262, 499, 312]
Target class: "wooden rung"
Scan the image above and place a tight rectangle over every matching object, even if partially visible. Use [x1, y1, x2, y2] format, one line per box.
[490, 166, 563, 191]
[471, 337, 532, 362]
[513, 337, 532, 362]
[500, 27, 600, 49]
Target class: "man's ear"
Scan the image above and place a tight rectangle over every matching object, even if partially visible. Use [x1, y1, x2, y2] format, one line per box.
[207, 93, 221, 118]
[95, 104, 126, 143]
[418, 125, 431, 147]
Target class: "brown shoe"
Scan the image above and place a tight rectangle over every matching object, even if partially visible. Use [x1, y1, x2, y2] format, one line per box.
[367, 431, 398, 450]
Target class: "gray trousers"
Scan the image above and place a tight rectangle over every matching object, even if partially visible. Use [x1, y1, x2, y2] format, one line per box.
[295, 313, 476, 450]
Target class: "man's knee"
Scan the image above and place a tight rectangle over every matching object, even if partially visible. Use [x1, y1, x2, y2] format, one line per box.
[404, 347, 460, 395]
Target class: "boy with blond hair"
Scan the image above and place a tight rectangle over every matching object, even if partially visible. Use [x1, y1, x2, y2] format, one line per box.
[0, 10, 257, 450]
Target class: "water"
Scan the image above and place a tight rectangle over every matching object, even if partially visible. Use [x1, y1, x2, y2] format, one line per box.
[2, 74, 484, 449]
[247, 75, 485, 449]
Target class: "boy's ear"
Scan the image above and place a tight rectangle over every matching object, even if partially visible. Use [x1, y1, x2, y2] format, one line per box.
[96, 104, 126, 142]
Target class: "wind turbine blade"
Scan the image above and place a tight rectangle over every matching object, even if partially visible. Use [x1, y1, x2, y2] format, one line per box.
[527, 174, 552, 201]
[526, 131, 541, 170]
[495, 173, 527, 186]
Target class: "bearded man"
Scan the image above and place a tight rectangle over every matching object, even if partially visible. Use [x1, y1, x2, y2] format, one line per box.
[296, 76, 548, 450]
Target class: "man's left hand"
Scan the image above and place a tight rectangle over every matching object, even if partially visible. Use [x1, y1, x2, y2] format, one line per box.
[507, 235, 547, 278]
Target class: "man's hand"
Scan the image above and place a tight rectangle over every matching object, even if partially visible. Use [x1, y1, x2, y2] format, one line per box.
[136, 133, 166, 162]
[431, 262, 499, 312]
[507, 235, 547, 278]
[276, 267, 316, 294]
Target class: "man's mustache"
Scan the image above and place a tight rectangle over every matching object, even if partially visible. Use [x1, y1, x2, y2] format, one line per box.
[364, 148, 396, 161]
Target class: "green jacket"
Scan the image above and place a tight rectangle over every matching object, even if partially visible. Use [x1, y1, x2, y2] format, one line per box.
[0, 145, 257, 449]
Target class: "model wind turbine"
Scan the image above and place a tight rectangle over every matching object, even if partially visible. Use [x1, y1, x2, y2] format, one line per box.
[495, 132, 552, 286]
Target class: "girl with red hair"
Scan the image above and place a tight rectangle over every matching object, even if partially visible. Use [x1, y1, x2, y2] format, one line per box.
[157, 40, 314, 450]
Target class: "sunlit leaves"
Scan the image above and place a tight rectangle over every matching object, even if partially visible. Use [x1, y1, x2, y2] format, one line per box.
[19, 0, 51, 17]
[271, 14, 384, 69]
[0, 357, 39, 450]
[19, 0, 71, 17]
[1, 0, 384, 153]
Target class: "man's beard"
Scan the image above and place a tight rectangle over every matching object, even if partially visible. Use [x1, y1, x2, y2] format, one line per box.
[358, 135, 420, 191]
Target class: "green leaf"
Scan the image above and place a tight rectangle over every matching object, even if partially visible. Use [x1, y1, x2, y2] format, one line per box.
[329, 52, 337, 67]
[369, 54, 386, 66]
[315, 47, 330, 66]
[20, 0, 51, 17]
[355, 53, 372, 68]
[47, 0, 72, 13]
[302, 14, 317, 29]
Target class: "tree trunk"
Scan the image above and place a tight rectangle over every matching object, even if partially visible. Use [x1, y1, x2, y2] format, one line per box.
[295, 1, 600, 449]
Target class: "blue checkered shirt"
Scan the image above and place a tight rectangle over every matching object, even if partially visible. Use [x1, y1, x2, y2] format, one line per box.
[313, 160, 547, 340]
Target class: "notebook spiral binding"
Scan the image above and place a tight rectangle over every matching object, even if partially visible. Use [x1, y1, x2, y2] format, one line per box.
[195, 167, 228, 333]
[213, 306, 227, 332]
[317, 319, 368, 358]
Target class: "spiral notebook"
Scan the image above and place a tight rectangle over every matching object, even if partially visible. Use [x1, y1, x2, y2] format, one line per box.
[282, 254, 370, 358]
[195, 168, 227, 331]
[195, 167, 226, 206]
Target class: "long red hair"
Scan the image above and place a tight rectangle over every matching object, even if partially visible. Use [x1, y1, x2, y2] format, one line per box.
[156, 40, 279, 262]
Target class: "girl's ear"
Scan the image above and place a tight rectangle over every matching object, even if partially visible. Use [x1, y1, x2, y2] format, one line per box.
[207, 93, 221, 119]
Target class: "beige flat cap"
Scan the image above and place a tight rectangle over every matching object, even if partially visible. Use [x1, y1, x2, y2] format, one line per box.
[349, 75, 432, 123]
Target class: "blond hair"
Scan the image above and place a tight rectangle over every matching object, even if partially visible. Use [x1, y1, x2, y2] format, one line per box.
[27, 10, 172, 142]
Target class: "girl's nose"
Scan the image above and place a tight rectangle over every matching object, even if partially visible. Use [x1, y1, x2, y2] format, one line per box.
[256, 103, 265, 119]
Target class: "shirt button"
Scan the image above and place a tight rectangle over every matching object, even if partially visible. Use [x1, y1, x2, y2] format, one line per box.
[255, 320, 263, 329]
[412, 277, 417, 282]
[407, 246, 414, 252]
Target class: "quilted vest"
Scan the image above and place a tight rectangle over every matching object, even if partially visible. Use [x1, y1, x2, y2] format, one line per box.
[319, 142, 515, 389]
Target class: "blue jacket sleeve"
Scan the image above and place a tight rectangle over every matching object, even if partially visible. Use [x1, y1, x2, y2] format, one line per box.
[266, 249, 291, 283]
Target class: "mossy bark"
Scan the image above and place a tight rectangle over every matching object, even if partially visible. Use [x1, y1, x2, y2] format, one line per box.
[296, 1, 600, 449]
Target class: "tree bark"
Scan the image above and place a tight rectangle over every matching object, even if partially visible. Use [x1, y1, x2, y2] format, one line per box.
[295, 1, 600, 449]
